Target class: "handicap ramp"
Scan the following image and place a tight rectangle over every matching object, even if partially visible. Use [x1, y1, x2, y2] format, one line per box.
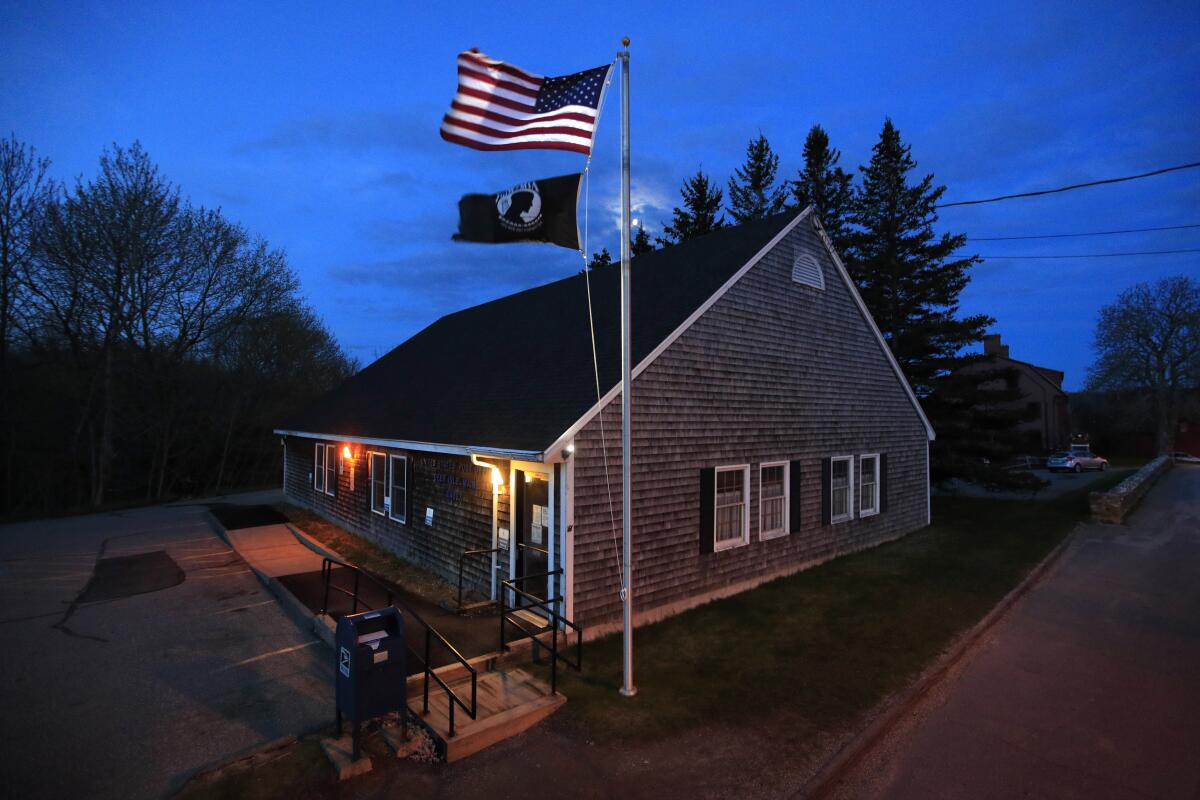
[223, 523, 325, 578]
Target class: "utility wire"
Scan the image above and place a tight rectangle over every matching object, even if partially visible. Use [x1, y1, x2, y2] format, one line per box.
[980, 248, 1200, 260]
[970, 223, 1200, 241]
[938, 161, 1200, 208]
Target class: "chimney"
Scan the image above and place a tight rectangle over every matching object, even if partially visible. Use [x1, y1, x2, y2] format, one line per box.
[983, 333, 1009, 358]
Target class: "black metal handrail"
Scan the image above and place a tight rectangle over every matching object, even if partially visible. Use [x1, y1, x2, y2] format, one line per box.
[499, 569, 583, 695]
[456, 546, 502, 613]
[320, 555, 478, 737]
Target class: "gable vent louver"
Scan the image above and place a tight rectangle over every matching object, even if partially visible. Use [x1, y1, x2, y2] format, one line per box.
[791, 252, 825, 290]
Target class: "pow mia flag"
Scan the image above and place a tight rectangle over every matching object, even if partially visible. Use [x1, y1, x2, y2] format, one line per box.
[454, 173, 581, 250]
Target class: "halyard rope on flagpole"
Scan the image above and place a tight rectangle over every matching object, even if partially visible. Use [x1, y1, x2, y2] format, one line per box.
[577, 63, 626, 598]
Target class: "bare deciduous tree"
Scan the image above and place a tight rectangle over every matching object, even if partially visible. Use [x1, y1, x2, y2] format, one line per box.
[1086, 275, 1200, 453]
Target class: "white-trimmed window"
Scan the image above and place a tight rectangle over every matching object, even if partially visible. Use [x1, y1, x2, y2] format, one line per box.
[831, 456, 853, 523]
[323, 443, 336, 496]
[859, 454, 880, 517]
[369, 452, 387, 516]
[759, 461, 789, 539]
[714, 465, 750, 550]
[388, 454, 407, 523]
[314, 443, 325, 493]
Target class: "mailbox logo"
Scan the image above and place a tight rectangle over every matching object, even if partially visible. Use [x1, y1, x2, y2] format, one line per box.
[339, 646, 351, 678]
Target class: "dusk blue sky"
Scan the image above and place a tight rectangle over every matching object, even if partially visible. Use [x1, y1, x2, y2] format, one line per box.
[3, 1, 1198, 389]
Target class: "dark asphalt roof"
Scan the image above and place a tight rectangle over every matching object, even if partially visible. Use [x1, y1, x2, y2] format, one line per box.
[280, 212, 799, 453]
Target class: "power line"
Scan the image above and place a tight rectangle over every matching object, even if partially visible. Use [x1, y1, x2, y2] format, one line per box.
[970, 223, 1200, 241]
[938, 161, 1200, 208]
[980, 248, 1200, 260]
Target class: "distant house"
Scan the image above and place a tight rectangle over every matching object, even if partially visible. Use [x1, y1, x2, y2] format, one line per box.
[962, 334, 1070, 452]
[276, 209, 934, 635]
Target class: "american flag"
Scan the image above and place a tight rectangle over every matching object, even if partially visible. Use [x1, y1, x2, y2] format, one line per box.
[440, 50, 612, 155]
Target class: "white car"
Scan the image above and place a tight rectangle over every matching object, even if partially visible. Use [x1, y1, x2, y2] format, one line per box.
[1047, 450, 1109, 473]
[1172, 452, 1200, 464]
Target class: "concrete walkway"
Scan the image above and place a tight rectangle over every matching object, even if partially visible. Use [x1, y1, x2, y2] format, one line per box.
[826, 466, 1200, 800]
[224, 523, 326, 578]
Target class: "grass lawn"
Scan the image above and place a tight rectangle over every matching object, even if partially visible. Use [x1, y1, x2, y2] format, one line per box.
[544, 470, 1130, 744]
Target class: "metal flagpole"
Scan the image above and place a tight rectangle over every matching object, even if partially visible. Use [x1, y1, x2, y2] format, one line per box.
[618, 36, 636, 698]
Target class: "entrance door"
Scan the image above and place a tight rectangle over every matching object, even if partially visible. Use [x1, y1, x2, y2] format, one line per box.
[514, 471, 550, 600]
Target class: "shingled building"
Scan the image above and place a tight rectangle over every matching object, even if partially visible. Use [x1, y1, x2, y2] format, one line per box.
[276, 208, 934, 634]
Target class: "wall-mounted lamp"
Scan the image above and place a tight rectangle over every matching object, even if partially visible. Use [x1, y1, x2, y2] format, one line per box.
[342, 445, 353, 460]
[471, 454, 505, 492]
[561, 442, 575, 460]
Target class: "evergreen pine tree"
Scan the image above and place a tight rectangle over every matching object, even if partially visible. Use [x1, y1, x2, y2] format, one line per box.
[792, 124, 855, 252]
[657, 169, 726, 247]
[727, 133, 788, 223]
[847, 118, 990, 396]
[923, 358, 1046, 490]
[631, 222, 654, 256]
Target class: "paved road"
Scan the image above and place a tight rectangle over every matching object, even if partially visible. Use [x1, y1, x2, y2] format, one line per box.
[0, 491, 333, 800]
[827, 466, 1200, 800]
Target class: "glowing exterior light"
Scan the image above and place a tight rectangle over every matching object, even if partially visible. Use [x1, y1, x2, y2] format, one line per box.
[491, 468, 504, 487]
[566, 443, 575, 454]
[342, 445, 353, 460]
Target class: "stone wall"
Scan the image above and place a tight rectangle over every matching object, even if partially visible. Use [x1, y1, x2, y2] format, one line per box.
[1089, 456, 1171, 523]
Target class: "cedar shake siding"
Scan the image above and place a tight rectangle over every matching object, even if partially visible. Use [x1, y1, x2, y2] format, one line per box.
[283, 440, 499, 594]
[570, 216, 930, 629]
[275, 209, 933, 633]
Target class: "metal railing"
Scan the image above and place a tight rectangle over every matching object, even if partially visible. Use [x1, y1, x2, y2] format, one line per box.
[456, 546, 502, 613]
[320, 556, 479, 737]
[499, 568, 583, 695]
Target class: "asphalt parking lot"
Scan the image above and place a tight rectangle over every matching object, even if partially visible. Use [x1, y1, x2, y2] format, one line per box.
[0, 490, 333, 799]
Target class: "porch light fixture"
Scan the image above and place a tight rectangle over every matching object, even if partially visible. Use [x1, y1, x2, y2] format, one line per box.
[342, 445, 353, 460]
[561, 442, 575, 460]
[490, 468, 504, 487]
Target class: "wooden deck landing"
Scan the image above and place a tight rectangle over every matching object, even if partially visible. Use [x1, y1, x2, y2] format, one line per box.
[409, 666, 565, 762]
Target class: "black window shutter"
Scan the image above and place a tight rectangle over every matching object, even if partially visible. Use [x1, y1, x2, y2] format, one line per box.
[699, 467, 715, 554]
[880, 453, 889, 513]
[788, 460, 803, 533]
[405, 456, 414, 525]
[821, 457, 832, 526]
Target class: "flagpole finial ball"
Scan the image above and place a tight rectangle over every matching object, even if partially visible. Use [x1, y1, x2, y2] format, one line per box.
[622, 36, 630, 47]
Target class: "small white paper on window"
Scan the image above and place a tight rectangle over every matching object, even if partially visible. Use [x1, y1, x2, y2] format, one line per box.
[531, 505, 546, 545]
[425, 507, 434, 526]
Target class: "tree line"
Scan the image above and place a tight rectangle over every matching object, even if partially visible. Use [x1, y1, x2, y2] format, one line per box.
[592, 120, 1039, 486]
[0, 136, 357, 514]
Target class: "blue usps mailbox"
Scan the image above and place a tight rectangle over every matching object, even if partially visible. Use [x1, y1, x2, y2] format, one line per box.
[335, 607, 407, 759]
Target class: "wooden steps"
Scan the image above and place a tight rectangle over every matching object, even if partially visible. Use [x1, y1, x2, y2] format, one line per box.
[408, 666, 565, 762]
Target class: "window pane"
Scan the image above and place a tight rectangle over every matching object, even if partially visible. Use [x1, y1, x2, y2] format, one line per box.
[390, 457, 406, 520]
[715, 468, 746, 544]
[833, 486, 848, 517]
[314, 445, 324, 491]
[371, 454, 386, 512]
[860, 456, 877, 513]
[762, 465, 784, 498]
[325, 446, 336, 493]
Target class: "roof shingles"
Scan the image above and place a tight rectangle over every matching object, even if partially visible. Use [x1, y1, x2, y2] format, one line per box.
[281, 213, 798, 453]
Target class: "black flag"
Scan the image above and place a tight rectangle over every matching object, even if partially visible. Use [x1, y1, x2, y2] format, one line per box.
[454, 173, 581, 250]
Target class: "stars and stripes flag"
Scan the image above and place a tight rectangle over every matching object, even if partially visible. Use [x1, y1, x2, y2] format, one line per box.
[440, 50, 612, 155]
